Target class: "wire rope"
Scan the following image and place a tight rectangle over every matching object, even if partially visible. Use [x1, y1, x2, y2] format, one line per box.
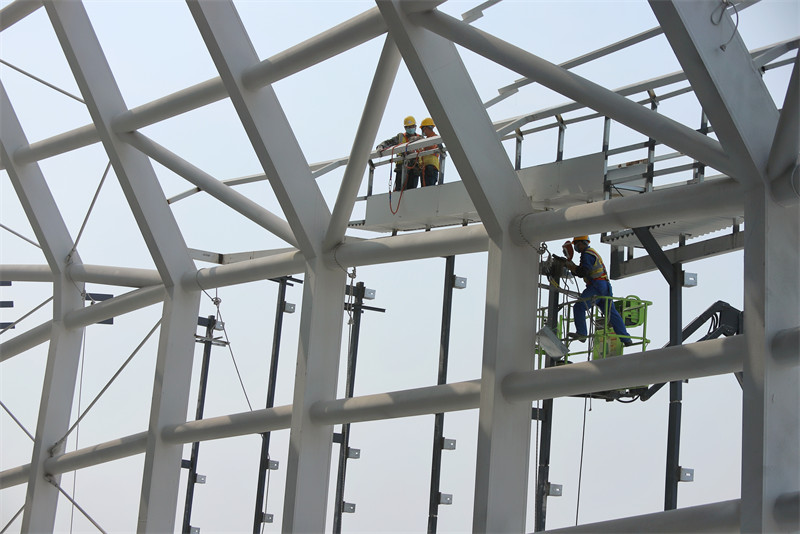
[46, 475, 107, 534]
[0, 223, 41, 249]
[0, 504, 24, 534]
[0, 400, 34, 441]
[0, 296, 53, 336]
[69, 330, 88, 534]
[575, 396, 590, 525]
[51, 320, 161, 454]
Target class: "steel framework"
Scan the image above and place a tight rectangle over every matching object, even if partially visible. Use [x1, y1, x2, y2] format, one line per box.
[0, 1, 798, 533]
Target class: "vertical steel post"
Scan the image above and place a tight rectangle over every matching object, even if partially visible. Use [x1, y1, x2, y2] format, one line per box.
[253, 277, 290, 533]
[332, 282, 365, 534]
[514, 129, 523, 171]
[646, 94, 658, 193]
[182, 315, 216, 534]
[664, 261, 683, 510]
[556, 115, 565, 162]
[534, 286, 560, 532]
[428, 255, 456, 533]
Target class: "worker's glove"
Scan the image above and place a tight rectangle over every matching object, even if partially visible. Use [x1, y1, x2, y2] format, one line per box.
[376, 143, 385, 151]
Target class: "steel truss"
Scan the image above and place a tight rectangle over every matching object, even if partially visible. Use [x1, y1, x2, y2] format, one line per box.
[0, 1, 798, 533]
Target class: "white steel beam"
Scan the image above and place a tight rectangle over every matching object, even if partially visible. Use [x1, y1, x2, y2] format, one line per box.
[413, 9, 736, 179]
[281, 260, 346, 532]
[44, 2, 194, 286]
[186, 4, 348, 531]
[323, 35, 401, 250]
[0, 81, 86, 534]
[649, 0, 779, 186]
[378, 3, 537, 531]
[0, 0, 42, 32]
[187, 0, 331, 259]
[1, 334, 746, 492]
[740, 179, 800, 531]
[768, 54, 800, 206]
[125, 131, 298, 247]
[43, 4, 202, 532]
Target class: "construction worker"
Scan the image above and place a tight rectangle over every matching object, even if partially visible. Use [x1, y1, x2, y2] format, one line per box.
[565, 236, 633, 346]
[376, 116, 422, 191]
[419, 118, 440, 187]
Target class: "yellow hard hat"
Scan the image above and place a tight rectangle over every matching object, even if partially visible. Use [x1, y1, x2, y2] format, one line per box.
[421, 117, 435, 128]
[572, 235, 590, 243]
[403, 116, 416, 127]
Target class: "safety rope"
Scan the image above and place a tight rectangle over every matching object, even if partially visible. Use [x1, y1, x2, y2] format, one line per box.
[0, 296, 53, 336]
[388, 142, 423, 215]
[46, 475, 107, 534]
[50, 320, 162, 455]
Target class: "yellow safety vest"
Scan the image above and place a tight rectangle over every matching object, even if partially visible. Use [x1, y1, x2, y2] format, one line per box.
[421, 144, 440, 170]
[583, 247, 609, 283]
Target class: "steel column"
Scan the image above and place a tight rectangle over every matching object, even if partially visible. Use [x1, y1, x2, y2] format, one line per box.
[182, 316, 216, 534]
[332, 282, 366, 534]
[534, 286, 560, 531]
[428, 256, 456, 533]
[0, 81, 86, 534]
[252, 277, 292, 533]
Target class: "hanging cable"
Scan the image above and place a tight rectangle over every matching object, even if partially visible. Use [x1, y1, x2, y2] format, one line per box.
[575, 396, 590, 525]
[711, 0, 740, 51]
[70, 329, 88, 534]
[0, 504, 24, 534]
[0, 400, 34, 441]
[216, 305, 254, 412]
[50, 320, 161, 455]
[0, 296, 53, 336]
[202, 290, 254, 412]
[65, 161, 112, 304]
[45, 475, 107, 534]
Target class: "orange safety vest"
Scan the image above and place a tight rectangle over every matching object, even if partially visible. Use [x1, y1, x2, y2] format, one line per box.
[582, 247, 609, 284]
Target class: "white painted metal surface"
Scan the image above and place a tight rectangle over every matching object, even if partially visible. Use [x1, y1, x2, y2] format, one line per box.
[0, 1, 797, 533]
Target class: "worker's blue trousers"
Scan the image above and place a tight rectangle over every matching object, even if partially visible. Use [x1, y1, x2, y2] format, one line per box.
[573, 280, 630, 338]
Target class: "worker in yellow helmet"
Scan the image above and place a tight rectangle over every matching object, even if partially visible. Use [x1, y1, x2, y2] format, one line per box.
[376, 116, 422, 191]
[565, 236, 632, 346]
[419, 118, 440, 187]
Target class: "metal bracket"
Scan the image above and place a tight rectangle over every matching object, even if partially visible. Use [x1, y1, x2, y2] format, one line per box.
[679, 467, 694, 482]
[347, 448, 361, 459]
[453, 276, 467, 289]
[682, 272, 698, 287]
[442, 438, 456, 450]
[261, 513, 274, 523]
[195, 474, 206, 484]
[439, 493, 453, 505]
[190, 527, 200, 534]
[268, 460, 279, 470]
[547, 483, 563, 496]
[283, 302, 296, 314]
[342, 502, 356, 513]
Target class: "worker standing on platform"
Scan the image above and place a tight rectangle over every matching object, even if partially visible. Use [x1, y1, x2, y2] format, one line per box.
[419, 117, 440, 187]
[376, 116, 422, 191]
[566, 236, 633, 346]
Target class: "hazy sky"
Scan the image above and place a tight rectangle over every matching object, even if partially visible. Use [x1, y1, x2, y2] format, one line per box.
[1, 1, 798, 532]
